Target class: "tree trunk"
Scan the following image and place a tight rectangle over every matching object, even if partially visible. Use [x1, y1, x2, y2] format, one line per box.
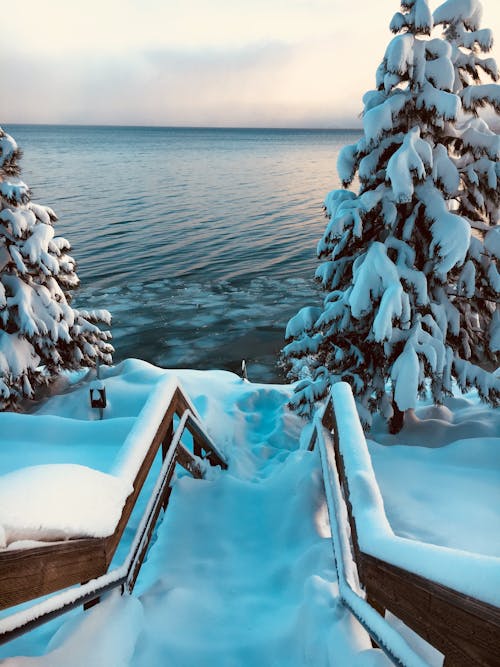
[388, 400, 405, 434]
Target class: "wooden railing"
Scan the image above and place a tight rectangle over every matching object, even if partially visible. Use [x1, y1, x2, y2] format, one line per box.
[0, 382, 227, 645]
[309, 384, 500, 667]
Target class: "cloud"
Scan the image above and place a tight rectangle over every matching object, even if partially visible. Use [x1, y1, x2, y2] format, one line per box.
[0, 40, 363, 127]
[1, 0, 498, 127]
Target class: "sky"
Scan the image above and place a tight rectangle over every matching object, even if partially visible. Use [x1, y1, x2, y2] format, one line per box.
[1, 0, 500, 128]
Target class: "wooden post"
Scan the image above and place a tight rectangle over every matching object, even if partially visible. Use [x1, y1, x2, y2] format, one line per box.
[193, 435, 203, 459]
[162, 420, 173, 460]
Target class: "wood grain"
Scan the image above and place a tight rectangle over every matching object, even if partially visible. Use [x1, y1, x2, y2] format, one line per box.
[361, 553, 500, 666]
[0, 539, 107, 610]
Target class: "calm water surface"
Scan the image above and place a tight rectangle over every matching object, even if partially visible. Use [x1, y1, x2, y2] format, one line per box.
[6, 125, 361, 380]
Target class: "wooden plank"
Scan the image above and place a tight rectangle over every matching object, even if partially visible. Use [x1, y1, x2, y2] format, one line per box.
[104, 400, 177, 562]
[173, 387, 192, 416]
[321, 396, 334, 431]
[127, 460, 177, 593]
[0, 394, 178, 612]
[185, 414, 228, 469]
[321, 387, 500, 664]
[0, 538, 107, 610]
[307, 427, 317, 452]
[361, 553, 500, 666]
[174, 386, 227, 469]
[193, 434, 203, 459]
[162, 420, 174, 461]
[0, 575, 126, 646]
[177, 443, 203, 479]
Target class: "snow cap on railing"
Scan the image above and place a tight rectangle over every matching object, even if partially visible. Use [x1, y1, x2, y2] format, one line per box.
[330, 382, 394, 540]
[112, 376, 178, 482]
[112, 375, 205, 484]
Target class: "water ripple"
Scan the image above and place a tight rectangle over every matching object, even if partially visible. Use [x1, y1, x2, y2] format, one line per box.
[8, 125, 360, 376]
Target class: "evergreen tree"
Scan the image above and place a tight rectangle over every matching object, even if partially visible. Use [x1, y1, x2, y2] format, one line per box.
[282, 0, 499, 427]
[0, 127, 113, 410]
[433, 0, 500, 367]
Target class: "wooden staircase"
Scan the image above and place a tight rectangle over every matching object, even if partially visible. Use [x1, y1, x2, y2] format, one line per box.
[1, 379, 499, 666]
[0, 382, 227, 644]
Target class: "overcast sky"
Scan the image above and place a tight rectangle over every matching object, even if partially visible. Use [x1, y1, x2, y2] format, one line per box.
[1, 0, 499, 128]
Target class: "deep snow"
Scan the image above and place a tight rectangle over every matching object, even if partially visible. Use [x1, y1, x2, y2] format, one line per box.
[0, 360, 384, 665]
[0, 359, 498, 665]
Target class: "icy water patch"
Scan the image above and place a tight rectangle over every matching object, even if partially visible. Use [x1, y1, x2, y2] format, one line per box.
[76, 276, 320, 383]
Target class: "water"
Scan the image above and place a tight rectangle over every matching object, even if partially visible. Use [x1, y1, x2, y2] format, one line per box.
[6, 125, 360, 381]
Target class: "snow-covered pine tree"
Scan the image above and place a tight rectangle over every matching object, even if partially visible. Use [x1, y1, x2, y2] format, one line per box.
[433, 0, 500, 371]
[0, 127, 113, 410]
[282, 0, 499, 427]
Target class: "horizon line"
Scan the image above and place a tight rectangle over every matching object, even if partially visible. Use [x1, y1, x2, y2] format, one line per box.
[2, 121, 363, 132]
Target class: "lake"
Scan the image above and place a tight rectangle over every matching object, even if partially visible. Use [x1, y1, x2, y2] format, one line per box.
[5, 125, 361, 381]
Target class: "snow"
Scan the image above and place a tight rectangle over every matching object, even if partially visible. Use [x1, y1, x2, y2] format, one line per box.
[433, 0, 483, 31]
[337, 144, 357, 186]
[413, 0, 433, 34]
[416, 82, 459, 120]
[391, 344, 420, 411]
[463, 27, 494, 52]
[363, 94, 407, 146]
[1, 592, 144, 667]
[0, 360, 499, 664]
[0, 179, 29, 205]
[0, 134, 18, 165]
[285, 306, 322, 340]
[348, 242, 409, 343]
[485, 226, 500, 259]
[0, 360, 383, 665]
[432, 143, 459, 195]
[111, 375, 179, 481]
[386, 127, 432, 203]
[416, 183, 470, 276]
[369, 435, 500, 558]
[0, 369, 215, 546]
[424, 54, 455, 91]
[460, 120, 500, 160]
[0, 332, 39, 382]
[385, 34, 415, 76]
[0, 465, 132, 547]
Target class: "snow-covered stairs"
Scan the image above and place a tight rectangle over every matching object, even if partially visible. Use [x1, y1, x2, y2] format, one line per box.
[125, 385, 381, 666]
[0, 375, 384, 666]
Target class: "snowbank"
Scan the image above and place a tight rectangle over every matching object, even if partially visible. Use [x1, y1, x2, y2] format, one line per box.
[1, 591, 144, 667]
[0, 362, 213, 547]
[0, 465, 132, 548]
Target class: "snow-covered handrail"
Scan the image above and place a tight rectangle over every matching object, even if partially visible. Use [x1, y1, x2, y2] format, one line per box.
[0, 379, 227, 645]
[314, 417, 427, 667]
[328, 383, 500, 605]
[310, 382, 500, 666]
